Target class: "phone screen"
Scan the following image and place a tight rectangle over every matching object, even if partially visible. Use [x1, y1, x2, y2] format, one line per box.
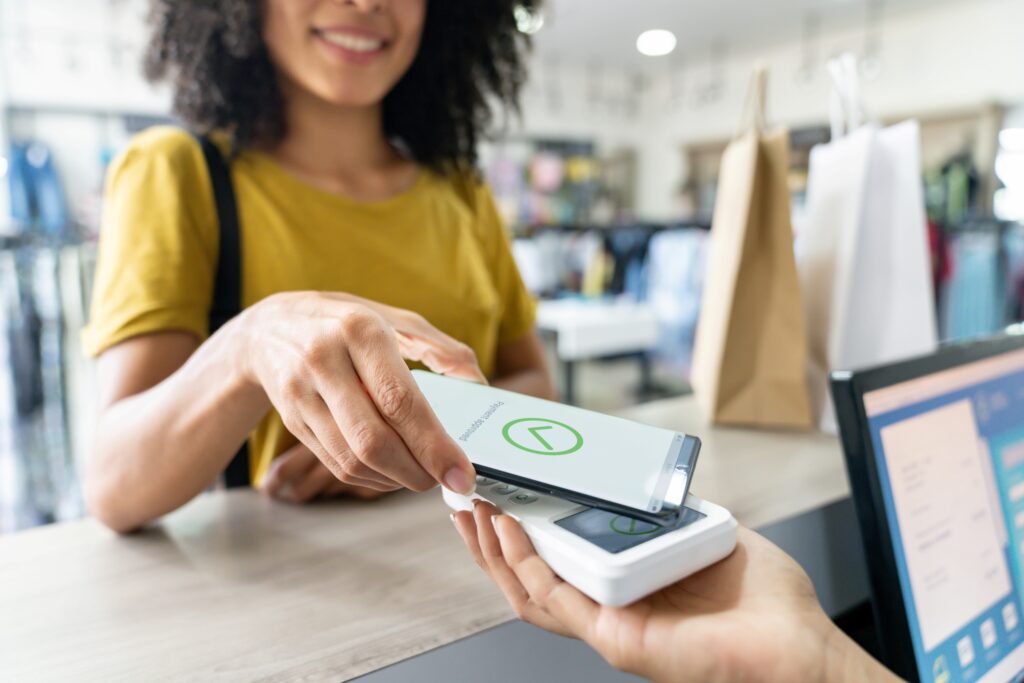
[413, 370, 696, 516]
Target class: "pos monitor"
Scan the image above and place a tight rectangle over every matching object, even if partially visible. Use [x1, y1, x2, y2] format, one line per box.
[831, 332, 1024, 683]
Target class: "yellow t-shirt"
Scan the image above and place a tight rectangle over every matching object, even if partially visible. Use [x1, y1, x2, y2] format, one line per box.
[83, 126, 536, 485]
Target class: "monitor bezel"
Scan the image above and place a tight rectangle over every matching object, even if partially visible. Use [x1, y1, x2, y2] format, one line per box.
[830, 331, 1024, 682]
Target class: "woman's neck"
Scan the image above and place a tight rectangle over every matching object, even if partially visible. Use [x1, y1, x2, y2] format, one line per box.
[265, 79, 417, 200]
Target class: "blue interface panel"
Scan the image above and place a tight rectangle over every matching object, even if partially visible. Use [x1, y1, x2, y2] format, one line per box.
[865, 349, 1024, 683]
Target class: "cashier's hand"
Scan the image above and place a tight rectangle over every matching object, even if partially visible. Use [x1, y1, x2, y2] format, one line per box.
[453, 503, 900, 683]
[261, 442, 399, 503]
[240, 291, 481, 496]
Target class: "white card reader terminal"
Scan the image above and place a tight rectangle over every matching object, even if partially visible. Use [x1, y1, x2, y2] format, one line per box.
[445, 480, 737, 607]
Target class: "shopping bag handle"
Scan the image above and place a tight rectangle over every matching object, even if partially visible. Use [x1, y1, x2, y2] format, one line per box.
[827, 53, 870, 139]
[737, 64, 769, 136]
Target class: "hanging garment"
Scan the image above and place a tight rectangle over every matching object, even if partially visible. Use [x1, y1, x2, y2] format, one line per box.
[645, 229, 708, 376]
[1003, 224, 1024, 322]
[7, 254, 44, 418]
[4, 142, 70, 236]
[606, 227, 652, 300]
[942, 231, 1004, 341]
[6, 144, 34, 232]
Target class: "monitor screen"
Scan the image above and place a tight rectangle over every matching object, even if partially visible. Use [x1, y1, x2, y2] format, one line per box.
[863, 347, 1024, 683]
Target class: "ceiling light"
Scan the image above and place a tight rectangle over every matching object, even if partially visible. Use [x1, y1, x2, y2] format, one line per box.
[636, 29, 677, 57]
[514, 6, 545, 35]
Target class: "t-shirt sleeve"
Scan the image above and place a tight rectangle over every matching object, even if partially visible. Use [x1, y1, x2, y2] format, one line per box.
[474, 182, 537, 345]
[82, 130, 217, 357]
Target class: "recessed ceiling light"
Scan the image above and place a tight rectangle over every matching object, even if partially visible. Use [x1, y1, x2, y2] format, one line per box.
[514, 5, 545, 35]
[636, 29, 677, 57]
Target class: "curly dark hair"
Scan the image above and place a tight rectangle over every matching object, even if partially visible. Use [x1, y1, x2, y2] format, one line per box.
[144, 0, 536, 173]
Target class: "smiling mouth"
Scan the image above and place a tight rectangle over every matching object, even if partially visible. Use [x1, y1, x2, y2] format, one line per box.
[313, 29, 387, 54]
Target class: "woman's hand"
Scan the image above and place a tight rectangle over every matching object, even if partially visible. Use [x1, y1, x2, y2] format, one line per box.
[261, 442, 399, 503]
[453, 502, 900, 683]
[240, 291, 481, 496]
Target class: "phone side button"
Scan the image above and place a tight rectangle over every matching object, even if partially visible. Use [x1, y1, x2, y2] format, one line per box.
[492, 484, 519, 495]
[475, 475, 496, 486]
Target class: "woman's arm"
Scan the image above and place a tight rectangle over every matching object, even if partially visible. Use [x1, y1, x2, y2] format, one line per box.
[86, 323, 268, 533]
[492, 330, 556, 400]
[85, 292, 482, 533]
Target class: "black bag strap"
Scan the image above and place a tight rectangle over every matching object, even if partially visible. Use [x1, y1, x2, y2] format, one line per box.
[194, 133, 251, 489]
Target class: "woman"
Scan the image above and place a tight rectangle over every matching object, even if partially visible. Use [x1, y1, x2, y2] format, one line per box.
[454, 502, 901, 683]
[84, 0, 553, 533]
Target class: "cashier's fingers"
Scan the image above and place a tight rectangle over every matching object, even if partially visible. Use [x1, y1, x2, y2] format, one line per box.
[451, 510, 486, 568]
[493, 514, 600, 642]
[462, 504, 575, 637]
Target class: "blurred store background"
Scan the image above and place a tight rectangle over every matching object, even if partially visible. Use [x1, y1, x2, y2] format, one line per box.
[2, 0, 1023, 532]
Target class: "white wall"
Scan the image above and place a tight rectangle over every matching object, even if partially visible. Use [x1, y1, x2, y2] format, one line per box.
[631, 0, 1024, 219]
[497, 60, 648, 156]
[3, 0, 1022, 223]
[0, 0, 168, 114]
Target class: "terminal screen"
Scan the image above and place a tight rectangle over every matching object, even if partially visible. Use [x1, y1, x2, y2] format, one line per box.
[863, 347, 1024, 682]
[556, 505, 706, 554]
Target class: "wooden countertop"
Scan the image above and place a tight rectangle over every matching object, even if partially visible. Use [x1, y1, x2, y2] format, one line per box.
[0, 489, 512, 682]
[0, 396, 848, 682]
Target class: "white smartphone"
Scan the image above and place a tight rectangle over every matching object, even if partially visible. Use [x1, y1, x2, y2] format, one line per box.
[413, 370, 700, 526]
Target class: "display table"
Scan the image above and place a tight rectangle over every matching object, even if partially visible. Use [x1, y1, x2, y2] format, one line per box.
[0, 396, 854, 682]
[535, 299, 659, 404]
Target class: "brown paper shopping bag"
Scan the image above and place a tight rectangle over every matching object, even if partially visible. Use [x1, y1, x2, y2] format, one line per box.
[691, 67, 813, 428]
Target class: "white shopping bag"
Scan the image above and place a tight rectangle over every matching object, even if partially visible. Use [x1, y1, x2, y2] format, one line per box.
[799, 55, 938, 433]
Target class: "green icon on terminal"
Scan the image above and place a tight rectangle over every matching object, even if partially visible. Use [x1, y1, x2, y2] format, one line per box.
[609, 515, 660, 536]
[502, 418, 583, 455]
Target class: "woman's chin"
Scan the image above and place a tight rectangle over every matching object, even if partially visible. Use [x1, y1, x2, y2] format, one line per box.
[308, 82, 390, 111]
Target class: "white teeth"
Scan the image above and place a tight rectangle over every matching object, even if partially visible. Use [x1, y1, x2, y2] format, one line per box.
[319, 32, 384, 53]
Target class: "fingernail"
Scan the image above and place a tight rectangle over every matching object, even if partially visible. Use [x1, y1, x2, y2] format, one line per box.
[444, 467, 475, 495]
[278, 483, 295, 502]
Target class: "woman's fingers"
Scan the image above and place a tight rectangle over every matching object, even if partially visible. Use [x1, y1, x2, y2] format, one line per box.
[300, 385, 414, 489]
[342, 314, 475, 493]
[288, 462, 337, 503]
[328, 479, 399, 498]
[265, 443, 396, 503]
[255, 295, 479, 496]
[261, 441, 318, 498]
[324, 293, 487, 384]
[394, 328, 487, 384]
[494, 514, 600, 641]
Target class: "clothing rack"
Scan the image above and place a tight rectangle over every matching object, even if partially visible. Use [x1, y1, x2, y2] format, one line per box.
[939, 218, 1024, 341]
[0, 240, 95, 533]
